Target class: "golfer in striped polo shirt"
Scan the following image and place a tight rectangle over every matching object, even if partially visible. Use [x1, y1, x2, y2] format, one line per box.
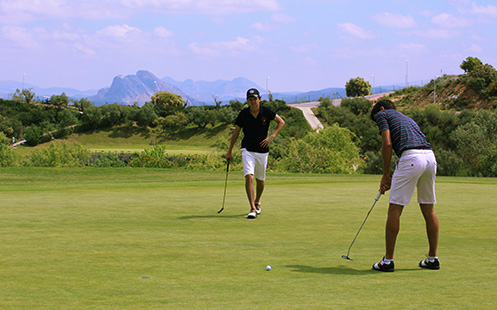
[370, 99, 440, 272]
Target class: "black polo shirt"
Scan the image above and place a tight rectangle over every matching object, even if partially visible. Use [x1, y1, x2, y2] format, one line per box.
[235, 105, 276, 153]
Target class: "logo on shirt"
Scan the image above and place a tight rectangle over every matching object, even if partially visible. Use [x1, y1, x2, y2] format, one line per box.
[261, 117, 269, 125]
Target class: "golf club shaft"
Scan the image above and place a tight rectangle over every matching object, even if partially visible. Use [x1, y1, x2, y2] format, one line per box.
[217, 160, 230, 213]
[345, 191, 381, 257]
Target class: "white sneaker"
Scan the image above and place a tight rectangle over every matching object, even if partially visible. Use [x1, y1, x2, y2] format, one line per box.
[255, 202, 262, 215]
[247, 212, 257, 219]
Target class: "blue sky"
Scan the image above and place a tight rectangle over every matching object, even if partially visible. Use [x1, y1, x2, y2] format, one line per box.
[1, 0, 496, 92]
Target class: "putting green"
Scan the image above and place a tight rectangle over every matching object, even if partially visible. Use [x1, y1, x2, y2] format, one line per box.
[0, 168, 495, 309]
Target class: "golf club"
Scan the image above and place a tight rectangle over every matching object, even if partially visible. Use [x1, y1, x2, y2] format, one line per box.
[342, 191, 381, 260]
[217, 159, 230, 213]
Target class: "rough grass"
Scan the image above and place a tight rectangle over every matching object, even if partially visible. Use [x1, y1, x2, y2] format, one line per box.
[14, 124, 232, 156]
[0, 168, 496, 309]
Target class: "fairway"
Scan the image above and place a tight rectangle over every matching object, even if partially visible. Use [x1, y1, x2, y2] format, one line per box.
[1, 168, 496, 309]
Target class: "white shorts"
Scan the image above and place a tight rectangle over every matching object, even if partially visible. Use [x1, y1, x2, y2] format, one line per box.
[389, 149, 437, 206]
[241, 148, 269, 180]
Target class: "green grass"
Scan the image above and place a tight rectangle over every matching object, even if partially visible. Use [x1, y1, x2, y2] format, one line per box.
[1, 168, 496, 309]
[13, 124, 232, 156]
[65, 125, 231, 155]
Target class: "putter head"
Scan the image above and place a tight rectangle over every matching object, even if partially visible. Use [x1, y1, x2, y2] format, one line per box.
[341, 255, 353, 261]
[217, 208, 224, 214]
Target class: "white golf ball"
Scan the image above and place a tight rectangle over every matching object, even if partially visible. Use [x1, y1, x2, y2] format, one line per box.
[266, 265, 271, 271]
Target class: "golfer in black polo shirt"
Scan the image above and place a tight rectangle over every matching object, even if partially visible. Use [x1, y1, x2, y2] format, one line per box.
[225, 88, 285, 219]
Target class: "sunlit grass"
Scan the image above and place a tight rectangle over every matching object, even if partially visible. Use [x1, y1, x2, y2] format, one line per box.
[0, 168, 495, 309]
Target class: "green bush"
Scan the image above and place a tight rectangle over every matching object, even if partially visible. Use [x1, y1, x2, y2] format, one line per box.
[434, 149, 467, 176]
[25, 142, 90, 167]
[275, 125, 362, 173]
[340, 97, 372, 116]
[362, 151, 383, 175]
[129, 144, 173, 168]
[91, 153, 128, 168]
[0, 144, 16, 167]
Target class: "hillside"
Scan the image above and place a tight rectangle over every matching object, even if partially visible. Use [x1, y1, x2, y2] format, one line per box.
[59, 124, 232, 155]
[388, 75, 496, 110]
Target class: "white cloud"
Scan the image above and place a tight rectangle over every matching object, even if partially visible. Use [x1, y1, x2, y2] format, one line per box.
[0, 0, 282, 24]
[154, 26, 173, 38]
[121, 0, 281, 14]
[1, 25, 42, 48]
[373, 12, 417, 28]
[97, 24, 141, 38]
[471, 2, 497, 17]
[411, 28, 457, 39]
[337, 23, 374, 39]
[466, 43, 482, 53]
[0, 0, 67, 24]
[188, 36, 263, 56]
[250, 13, 295, 32]
[250, 22, 273, 32]
[73, 43, 96, 56]
[432, 13, 470, 28]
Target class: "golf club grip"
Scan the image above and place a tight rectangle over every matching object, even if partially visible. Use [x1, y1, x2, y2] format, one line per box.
[375, 191, 381, 201]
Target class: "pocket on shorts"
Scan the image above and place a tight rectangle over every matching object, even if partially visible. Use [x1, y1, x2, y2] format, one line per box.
[397, 156, 417, 172]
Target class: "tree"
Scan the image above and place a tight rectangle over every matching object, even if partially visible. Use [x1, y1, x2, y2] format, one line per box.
[229, 99, 244, 111]
[345, 77, 371, 97]
[451, 110, 497, 176]
[11, 88, 36, 104]
[78, 99, 103, 130]
[466, 63, 497, 93]
[460, 56, 483, 73]
[212, 96, 222, 110]
[151, 91, 186, 117]
[188, 106, 210, 128]
[158, 112, 188, 133]
[136, 102, 158, 127]
[340, 97, 372, 116]
[218, 107, 237, 124]
[50, 93, 69, 109]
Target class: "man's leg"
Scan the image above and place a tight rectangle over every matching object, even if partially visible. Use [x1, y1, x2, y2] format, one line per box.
[420, 203, 438, 257]
[245, 174, 256, 212]
[385, 203, 404, 259]
[255, 178, 265, 210]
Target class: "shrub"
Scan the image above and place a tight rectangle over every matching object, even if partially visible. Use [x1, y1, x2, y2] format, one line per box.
[0, 144, 16, 167]
[275, 125, 362, 173]
[91, 153, 129, 168]
[129, 144, 173, 168]
[434, 149, 466, 176]
[26, 142, 90, 167]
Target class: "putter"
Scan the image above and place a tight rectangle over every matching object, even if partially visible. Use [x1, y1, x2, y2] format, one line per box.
[217, 159, 230, 213]
[342, 191, 381, 261]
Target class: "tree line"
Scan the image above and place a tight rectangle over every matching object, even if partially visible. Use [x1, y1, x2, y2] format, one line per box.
[2, 56, 497, 176]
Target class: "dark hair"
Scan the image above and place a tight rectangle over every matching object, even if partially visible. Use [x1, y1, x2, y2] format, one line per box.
[370, 99, 396, 121]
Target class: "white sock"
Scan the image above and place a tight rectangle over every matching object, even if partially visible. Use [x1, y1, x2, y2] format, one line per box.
[427, 256, 438, 262]
[383, 258, 393, 264]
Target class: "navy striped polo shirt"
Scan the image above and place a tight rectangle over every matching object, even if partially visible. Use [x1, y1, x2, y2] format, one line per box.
[376, 109, 432, 157]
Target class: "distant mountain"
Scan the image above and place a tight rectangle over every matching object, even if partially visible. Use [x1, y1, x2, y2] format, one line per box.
[273, 88, 347, 103]
[3, 71, 403, 106]
[0, 80, 98, 100]
[161, 76, 262, 104]
[89, 70, 197, 106]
